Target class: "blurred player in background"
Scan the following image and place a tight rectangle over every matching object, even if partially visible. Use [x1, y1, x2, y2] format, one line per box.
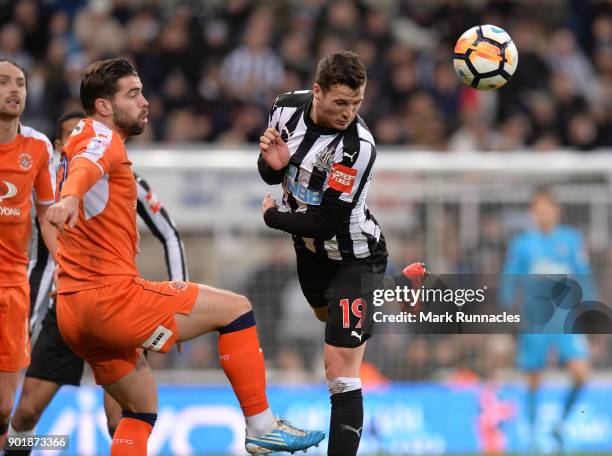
[6, 110, 188, 451]
[46, 58, 323, 455]
[258, 50, 426, 456]
[501, 186, 593, 451]
[0, 59, 57, 449]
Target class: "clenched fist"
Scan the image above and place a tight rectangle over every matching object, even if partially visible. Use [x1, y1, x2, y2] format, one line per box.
[259, 127, 290, 171]
[46, 195, 80, 234]
[262, 193, 279, 215]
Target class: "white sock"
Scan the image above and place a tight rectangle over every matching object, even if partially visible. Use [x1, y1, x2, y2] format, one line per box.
[245, 408, 275, 436]
[327, 377, 362, 395]
[8, 419, 35, 436]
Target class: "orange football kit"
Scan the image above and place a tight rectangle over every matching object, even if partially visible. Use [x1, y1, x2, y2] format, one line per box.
[0, 126, 55, 372]
[55, 118, 197, 384]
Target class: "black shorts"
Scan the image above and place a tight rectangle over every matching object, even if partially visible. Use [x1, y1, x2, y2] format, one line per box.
[295, 236, 388, 348]
[26, 302, 84, 386]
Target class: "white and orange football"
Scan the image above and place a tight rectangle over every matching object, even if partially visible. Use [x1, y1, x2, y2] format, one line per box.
[453, 24, 519, 90]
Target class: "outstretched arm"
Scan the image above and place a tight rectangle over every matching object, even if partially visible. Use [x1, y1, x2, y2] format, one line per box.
[46, 158, 101, 233]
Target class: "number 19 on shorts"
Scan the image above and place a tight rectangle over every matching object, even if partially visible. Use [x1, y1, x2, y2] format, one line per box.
[339, 298, 364, 329]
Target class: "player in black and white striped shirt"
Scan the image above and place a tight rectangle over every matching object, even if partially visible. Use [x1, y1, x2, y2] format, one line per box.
[8, 111, 188, 446]
[260, 90, 379, 260]
[258, 51, 428, 456]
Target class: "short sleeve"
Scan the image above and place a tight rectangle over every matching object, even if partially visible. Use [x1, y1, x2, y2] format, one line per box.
[71, 133, 116, 177]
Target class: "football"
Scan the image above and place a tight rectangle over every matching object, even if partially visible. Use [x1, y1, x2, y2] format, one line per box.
[453, 24, 519, 90]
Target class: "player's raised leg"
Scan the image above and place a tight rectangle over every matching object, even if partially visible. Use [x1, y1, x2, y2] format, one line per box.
[175, 284, 325, 454]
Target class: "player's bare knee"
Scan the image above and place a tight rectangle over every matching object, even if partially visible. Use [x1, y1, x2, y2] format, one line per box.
[325, 358, 355, 380]
[11, 406, 40, 431]
[324, 344, 364, 379]
[325, 364, 342, 380]
[228, 294, 252, 319]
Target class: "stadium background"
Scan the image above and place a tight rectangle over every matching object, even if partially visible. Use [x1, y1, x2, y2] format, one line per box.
[5, 0, 612, 454]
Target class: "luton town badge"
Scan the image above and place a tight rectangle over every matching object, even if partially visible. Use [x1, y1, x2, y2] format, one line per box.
[19, 153, 32, 170]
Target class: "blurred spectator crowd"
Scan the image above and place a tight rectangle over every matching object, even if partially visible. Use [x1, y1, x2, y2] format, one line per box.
[0, 0, 610, 150]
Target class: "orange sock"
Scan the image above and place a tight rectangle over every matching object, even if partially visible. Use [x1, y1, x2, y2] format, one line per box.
[110, 417, 153, 456]
[219, 325, 269, 416]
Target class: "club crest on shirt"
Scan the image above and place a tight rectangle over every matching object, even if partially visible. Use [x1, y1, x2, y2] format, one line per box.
[19, 153, 32, 170]
[169, 281, 187, 292]
[314, 144, 335, 173]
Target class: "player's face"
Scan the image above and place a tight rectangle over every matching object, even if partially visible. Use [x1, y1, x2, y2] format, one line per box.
[54, 117, 82, 151]
[531, 196, 561, 232]
[0, 61, 26, 120]
[313, 83, 365, 130]
[110, 75, 148, 137]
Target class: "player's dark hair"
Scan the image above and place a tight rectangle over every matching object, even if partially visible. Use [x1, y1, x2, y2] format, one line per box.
[0, 59, 28, 83]
[80, 59, 138, 115]
[315, 50, 367, 92]
[531, 185, 557, 204]
[55, 110, 85, 139]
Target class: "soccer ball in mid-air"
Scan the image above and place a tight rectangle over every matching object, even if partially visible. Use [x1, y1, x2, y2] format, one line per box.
[453, 24, 518, 90]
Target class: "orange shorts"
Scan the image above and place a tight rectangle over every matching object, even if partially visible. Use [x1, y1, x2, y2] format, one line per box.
[0, 282, 31, 372]
[57, 276, 198, 384]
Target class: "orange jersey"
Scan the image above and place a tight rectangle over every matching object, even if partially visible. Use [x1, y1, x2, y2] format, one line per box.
[56, 118, 138, 293]
[0, 125, 55, 286]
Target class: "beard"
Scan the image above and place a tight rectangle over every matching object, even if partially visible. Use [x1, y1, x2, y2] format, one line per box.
[112, 105, 146, 136]
[0, 103, 24, 122]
